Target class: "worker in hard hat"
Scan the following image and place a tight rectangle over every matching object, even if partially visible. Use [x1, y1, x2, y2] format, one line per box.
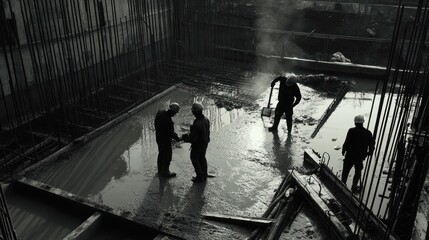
[268, 75, 302, 135]
[341, 115, 375, 194]
[182, 102, 210, 183]
[154, 102, 181, 178]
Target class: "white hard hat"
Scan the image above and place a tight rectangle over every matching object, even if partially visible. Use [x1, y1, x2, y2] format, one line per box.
[354, 115, 365, 123]
[192, 102, 204, 112]
[169, 102, 180, 113]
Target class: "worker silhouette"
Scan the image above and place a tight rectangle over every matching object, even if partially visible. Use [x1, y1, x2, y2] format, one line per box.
[268, 75, 302, 135]
[341, 115, 375, 194]
[154, 103, 181, 178]
[182, 103, 210, 183]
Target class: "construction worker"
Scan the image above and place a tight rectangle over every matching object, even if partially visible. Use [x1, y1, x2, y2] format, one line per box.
[268, 75, 302, 134]
[341, 115, 375, 193]
[182, 102, 210, 183]
[154, 102, 181, 178]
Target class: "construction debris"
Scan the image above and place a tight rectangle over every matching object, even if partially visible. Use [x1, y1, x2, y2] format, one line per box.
[330, 52, 352, 63]
[202, 213, 274, 227]
[297, 74, 350, 97]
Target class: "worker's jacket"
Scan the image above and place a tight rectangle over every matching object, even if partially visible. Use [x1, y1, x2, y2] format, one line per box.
[343, 126, 375, 160]
[275, 76, 302, 107]
[154, 110, 180, 144]
[189, 114, 210, 150]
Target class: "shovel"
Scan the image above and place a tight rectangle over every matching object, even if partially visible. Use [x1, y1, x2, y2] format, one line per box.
[261, 86, 274, 118]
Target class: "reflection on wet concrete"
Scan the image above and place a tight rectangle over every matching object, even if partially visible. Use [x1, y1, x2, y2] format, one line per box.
[22, 72, 377, 239]
[271, 132, 293, 174]
[26, 83, 281, 239]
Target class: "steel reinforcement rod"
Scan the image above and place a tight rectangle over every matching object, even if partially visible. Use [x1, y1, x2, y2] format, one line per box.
[112, 0, 121, 88]
[19, 0, 55, 137]
[0, 185, 18, 240]
[356, 0, 429, 237]
[67, 0, 88, 108]
[42, 0, 70, 140]
[5, 0, 36, 133]
[354, 1, 404, 236]
[86, 0, 102, 108]
[376, 4, 429, 219]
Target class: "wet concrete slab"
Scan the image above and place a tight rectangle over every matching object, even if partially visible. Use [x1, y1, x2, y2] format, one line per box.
[22, 72, 380, 239]
[6, 183, 93, 240]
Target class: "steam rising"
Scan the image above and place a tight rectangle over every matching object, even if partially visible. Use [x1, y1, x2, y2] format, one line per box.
[254, 0, 305, 73]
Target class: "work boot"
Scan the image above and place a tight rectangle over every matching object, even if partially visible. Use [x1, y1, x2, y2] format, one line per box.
[268, 126, 278, 132]
[192, 176, 205, 183]
[162, 171, 177, 178]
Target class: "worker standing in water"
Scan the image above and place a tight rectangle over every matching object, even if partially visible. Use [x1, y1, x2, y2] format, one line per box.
[154, 103, 181, 178]
[182, 102, 210, 183]
[269, 75, 302, 135]
[341, 115, 375, 194]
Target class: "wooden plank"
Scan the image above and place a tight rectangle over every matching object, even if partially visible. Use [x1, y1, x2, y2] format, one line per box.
[301, 148, 400, 240]
[108, 95, 133, 103]
[202, 213, 274, 227]
[303, 147, 321, 169]
[30, 131, 68, 145]
[318, 165, 400, 240]
[63, 212, 102, 240]
[311, 85, 349, 138]
[302, 173, 359, 235]
[291, 170, 353, 240]
[266, 194, 303, 240]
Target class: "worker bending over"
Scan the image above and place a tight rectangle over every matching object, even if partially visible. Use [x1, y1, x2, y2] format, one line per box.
[269, 75, 302, 135]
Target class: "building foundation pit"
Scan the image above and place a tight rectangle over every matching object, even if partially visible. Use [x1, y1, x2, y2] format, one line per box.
[3, 59, 428, 240]
[4, 59, 387, 239]
[1, 0, 428, 239]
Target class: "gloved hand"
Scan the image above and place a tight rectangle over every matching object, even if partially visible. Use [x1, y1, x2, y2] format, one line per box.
[271, 81, 276, 88]
[182, 134, 189, 143]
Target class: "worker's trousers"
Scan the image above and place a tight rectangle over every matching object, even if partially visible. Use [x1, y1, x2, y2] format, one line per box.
[272, 102, 293, 133]
[341, 158, 364, 190]
[157, 142, 172, 175]
[190, 146, 208, 181]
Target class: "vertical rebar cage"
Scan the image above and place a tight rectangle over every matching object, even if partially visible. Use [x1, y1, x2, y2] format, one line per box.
[0, 185, 17, 240]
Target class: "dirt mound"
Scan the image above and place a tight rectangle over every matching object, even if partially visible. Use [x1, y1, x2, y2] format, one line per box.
[215, 99, 243, 111]
[297, 74, 349, 97]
